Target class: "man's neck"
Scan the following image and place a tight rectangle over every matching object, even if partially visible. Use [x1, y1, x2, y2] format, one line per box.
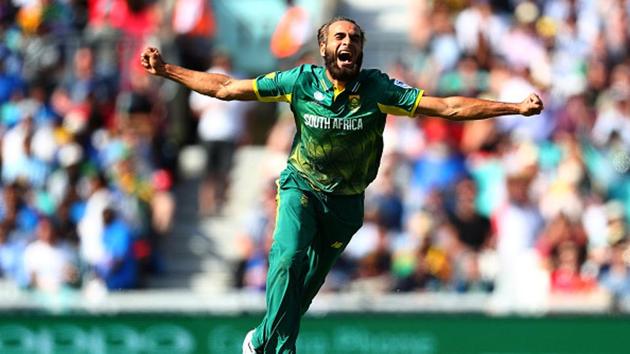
[325, 70, 347, 90]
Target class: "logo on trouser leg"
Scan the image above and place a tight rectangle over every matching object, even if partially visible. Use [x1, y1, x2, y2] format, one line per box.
[330, 241, 343, 249]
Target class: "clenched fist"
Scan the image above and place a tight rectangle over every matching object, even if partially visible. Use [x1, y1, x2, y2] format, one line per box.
[140, 47, 166, 76]
[519, 93, 544, 116]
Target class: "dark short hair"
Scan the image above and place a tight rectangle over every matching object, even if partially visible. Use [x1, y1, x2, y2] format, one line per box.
[317, 17, 365, 46]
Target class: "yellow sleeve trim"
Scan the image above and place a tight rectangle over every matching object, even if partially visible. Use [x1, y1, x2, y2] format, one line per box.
[409, 89, 424, 117]
[258, 93, 291, 103]
[252, 78, 292, 103]
[252, 79, 264, 101]
[377, 103, 411, 116]
[377, 89, 424, 117]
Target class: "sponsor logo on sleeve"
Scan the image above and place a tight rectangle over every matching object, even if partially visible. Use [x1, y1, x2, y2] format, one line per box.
[393, 79, 411, 89]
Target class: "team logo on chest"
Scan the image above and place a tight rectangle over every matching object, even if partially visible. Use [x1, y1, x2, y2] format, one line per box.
[348, 95, 361, 110]
[314, 91, 325, 101]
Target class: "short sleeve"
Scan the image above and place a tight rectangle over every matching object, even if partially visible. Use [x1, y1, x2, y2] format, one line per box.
[375, 71, 424, 117]
[253, 65, 304, 103]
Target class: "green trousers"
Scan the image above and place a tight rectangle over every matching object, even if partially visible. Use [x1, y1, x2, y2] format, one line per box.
[251, 167, 364, 354]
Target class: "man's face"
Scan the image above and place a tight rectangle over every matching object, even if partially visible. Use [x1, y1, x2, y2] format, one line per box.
[36, 219, 55, 244]
[320, 21, 363, 82]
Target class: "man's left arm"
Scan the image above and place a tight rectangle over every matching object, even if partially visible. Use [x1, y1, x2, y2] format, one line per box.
[415, 93, 544, 121]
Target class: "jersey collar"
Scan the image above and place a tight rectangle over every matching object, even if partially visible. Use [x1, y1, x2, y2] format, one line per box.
[318, 66, 362, 94]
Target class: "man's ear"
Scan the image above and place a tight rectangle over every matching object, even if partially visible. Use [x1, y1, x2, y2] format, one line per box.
[319, 42, 326, 58]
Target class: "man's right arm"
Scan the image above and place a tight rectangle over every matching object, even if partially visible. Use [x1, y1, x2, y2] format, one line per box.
[140, 47, 257, 101]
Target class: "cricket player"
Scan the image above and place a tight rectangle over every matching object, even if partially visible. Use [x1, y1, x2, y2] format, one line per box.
[141, 16, 543, 354]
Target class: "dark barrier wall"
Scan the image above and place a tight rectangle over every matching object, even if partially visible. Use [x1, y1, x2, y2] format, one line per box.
[0, 313, 628, 354]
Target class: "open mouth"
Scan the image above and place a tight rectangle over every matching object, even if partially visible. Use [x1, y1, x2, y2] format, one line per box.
[337, 50, 354, 66]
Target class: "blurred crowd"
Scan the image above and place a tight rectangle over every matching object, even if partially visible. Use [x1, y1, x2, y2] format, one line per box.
[0, 0, 181, 301]
[2, 0, 630, 311]
[234, 0, 630, 309]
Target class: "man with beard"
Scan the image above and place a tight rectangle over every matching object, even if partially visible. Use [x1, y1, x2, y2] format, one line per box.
[141, 17, 543, 354]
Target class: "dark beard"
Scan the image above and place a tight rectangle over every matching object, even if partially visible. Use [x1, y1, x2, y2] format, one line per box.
[324, 48, 363, 82]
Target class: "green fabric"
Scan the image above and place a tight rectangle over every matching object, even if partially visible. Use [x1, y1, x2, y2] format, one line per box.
[255, 65, 423, 195]
[252, 167, 364, 354]
[252, 64, 421, 353]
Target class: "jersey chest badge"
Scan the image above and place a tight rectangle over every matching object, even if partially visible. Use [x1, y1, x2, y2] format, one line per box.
[348, 95, 361, 110]
[314, 91, 325, 101]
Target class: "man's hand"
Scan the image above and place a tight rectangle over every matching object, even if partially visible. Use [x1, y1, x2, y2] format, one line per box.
[141, 47, 166, 76]
[519, 93, 544, 116]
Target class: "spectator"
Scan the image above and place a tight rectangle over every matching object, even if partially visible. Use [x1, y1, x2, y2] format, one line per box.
[0, 182, 39, 235]
[550, 239, 596, 293]
[537, 133, 587, 221]
[233, 179, 277, 291]
[537, 213, 588, 263]
[591, 87, 630, 149]
[150, 168, 174, 238]
[343, 210, 392, 290]
[553, 94, 595, 137]
[77, 174, 111, 274]
[353, 216, 392, 283]
[23, 217, 80, 293]
[365, 153, 405, 232]
[0, 52, 24, 105]
[0, 220, 28, 286]
[390, 190, 453, 292]
[46, 142, 85, 209]
[446, 177, 492, 252]
[189, 53, 246, 216]
[2, 133, 50, 189]
[270, 0, 311, 60]
[51, 45, 113, 135]
[0, 0, 170, 301]
[409, 119, 467, 207]
[171, 0, 216, 71]
[2, 114, 34, 180]
[492, 162, 546, 312]
[391, 211, 436, 291]
[437, 55, 489, 97]
[454, 0, 508, 61]
[599, 239, 630, 298]
[445, 177, 494, 292]
[97, 206, 138, 291]
[426, 3, 461, 75]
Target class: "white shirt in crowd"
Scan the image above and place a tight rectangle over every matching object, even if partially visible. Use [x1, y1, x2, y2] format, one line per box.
[23, 240, 77, 292]
[189, 67, 245, 142]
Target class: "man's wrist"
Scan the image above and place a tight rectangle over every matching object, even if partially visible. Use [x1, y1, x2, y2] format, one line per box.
[159, 63, 173, 78]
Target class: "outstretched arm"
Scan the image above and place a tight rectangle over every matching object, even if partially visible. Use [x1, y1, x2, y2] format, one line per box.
[415, 93, 544, 121]
[140, 47, 257, 101]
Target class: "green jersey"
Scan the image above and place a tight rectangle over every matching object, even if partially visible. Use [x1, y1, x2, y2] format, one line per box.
[253, 64, 423, 195]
